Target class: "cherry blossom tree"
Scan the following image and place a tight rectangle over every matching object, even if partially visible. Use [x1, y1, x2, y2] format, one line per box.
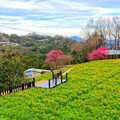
[89, 47, 109, 61]
[45, 50, 64, 69]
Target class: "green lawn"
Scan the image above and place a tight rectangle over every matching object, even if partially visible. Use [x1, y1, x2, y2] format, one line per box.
[0, 60, 120, 120]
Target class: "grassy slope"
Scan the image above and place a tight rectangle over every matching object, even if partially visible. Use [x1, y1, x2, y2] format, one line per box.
[0, 60, 120, 120]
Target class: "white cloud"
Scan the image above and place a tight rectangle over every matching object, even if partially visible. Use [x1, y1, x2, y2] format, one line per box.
[0, 0, 114, 14]
[0, 0, 37, 9]
[16, 19, 58, 27]
[0, 0, 119, 36]
[0, 26, 81, 37]
[0, 15, 22, 19]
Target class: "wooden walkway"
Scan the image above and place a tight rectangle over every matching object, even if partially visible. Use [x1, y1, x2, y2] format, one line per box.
[35, 71, 68, 89]
[36, 79, 66, 88]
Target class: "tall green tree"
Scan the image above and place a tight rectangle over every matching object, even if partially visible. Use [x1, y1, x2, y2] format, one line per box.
[0, 50, 26, 87]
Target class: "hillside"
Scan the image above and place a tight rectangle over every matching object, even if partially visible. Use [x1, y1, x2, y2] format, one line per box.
[0, 59, 120, 119]
[0, 32, 79, 55]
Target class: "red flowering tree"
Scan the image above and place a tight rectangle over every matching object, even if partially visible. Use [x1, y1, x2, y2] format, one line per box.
[45, 50, 64, 69]
[89, 47, 109, 61]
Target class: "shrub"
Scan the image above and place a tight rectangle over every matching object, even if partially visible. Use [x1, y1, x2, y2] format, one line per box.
[58, 54, 73, 66]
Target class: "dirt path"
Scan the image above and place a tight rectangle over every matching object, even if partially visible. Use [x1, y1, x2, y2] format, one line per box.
[35, 80, 48, 86]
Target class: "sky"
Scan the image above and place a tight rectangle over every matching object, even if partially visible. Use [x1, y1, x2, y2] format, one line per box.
[0, 0, 120, 37]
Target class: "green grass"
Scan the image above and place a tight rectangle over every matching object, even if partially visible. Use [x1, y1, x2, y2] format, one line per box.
[0, 60, 120, 120]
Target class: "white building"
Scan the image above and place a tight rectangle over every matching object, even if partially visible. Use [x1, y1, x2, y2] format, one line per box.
[25, 68, 51, 78]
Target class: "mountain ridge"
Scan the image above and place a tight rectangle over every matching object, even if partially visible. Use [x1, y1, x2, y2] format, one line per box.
[69, 36, 86, 42]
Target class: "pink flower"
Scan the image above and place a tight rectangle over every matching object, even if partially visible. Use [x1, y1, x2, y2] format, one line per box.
[89, 47, 109, 61]
[45, 50, 64, 64]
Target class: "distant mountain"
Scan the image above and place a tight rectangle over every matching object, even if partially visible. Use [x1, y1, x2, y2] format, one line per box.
[69, 36, 86, 42]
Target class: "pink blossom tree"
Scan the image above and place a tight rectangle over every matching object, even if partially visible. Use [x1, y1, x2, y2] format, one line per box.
[89, 47, 109, 61]
[45, 50, 64, 69]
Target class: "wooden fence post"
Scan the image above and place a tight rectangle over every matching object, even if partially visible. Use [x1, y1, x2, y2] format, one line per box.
[0, 89, 1, 96]
[33, 78, 35, 87]
[22, 84, 24, 91]
[7, 88, 9, 94]
[66, 73, 68, 81]
[57, 73, 59, 78]
[5, 88, 7, 94]
[61, 74, 63, 83]
[9, 86, 12, 93]
[52, 71, 54, 80]
[29, 82, 31, 88]
[60, 71, 62, 76]
[27, 82, 29, 88]
[48, 79, 50, 88]
[55, 77, 57, 86]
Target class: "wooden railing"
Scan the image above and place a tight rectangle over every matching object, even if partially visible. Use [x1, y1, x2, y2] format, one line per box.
[0, 78, 35, 96]
[48, 72, 68, 89]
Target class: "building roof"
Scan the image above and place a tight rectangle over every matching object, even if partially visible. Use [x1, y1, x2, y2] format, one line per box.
[109, 50, 120, 55]
[25, 68, 51, 73]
